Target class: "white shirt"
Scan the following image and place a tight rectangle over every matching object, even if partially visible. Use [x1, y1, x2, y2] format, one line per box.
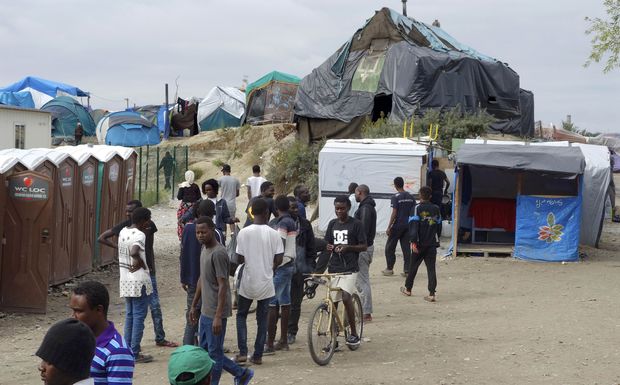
[247, 175, 267, 198]
[118, 227, 153, 298]
[236, 224, 284, 300]
[348, 193, 359, 217]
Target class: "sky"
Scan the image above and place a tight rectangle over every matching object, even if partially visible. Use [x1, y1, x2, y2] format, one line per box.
[1, 0, 618, 133]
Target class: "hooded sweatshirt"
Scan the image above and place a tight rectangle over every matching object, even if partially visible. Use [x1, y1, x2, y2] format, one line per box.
[354, 196, 377, 246]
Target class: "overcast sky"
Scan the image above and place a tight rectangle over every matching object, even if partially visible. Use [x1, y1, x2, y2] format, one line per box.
[1, 0, 618, 132]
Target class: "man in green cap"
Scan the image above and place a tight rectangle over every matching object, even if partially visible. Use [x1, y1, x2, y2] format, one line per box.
[168, 345, 215, 385]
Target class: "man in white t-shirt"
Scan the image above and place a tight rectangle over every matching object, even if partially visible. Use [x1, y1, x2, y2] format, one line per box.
[246, 165, 267, 200]
[235, 198, 283, 366]
[118, 207, 154, 363]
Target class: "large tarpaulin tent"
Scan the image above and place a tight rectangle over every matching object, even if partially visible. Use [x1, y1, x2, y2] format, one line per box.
[0, 76, 89, 108]
[245, 71, 300, 125]
[295, 8, 534, 142]
[41, 96, 96, 137]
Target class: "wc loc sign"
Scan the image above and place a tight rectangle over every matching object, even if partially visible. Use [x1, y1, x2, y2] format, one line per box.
[9, 173, 50, 201]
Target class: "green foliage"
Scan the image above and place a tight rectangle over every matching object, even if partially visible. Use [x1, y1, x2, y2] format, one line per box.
[190, 167, 204, 181]
[212, 159, 225, 168]
[562, 120, 600, 137]
[585, 0, 620, 73]
[266, 139, 325, 202]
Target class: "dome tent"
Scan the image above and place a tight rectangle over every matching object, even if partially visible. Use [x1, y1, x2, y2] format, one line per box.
[197, 87, 245, 132]
[245, 71, 300, 125]
[41, 96, 96, 138]
[96, 111, 160, 147]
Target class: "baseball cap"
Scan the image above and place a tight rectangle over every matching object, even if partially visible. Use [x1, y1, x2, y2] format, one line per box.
[221, 164, 231, 172]
[168, 345, 215, 385]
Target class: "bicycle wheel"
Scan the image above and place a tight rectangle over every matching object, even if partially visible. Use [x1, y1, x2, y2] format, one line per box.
[307, 302, 336, 366]
[343, 293, 363, 351]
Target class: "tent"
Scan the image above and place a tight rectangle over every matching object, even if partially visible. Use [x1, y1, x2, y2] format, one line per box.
[0, 76, 89, 108]
[0, 91, 35, 108]
[451, 141, 609, 262]
[197, 87, 245, 131]
[318, 138, 427, 232]
[295, 8, 534, 142]
[96, 111, 160, 147]
[245, 71, 300, 125]
[90, 109, 109, 126]
[41, 96, 96, 137]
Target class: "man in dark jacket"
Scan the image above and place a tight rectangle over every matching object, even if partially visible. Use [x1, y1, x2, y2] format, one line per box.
[354, 184, 376, 322]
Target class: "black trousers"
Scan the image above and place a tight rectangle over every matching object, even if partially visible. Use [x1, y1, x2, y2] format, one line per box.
[288, 271, 305, 337]
[385, 226, 411, 271]
[404, 245, 437, 295]
[431, 192, 443, 237]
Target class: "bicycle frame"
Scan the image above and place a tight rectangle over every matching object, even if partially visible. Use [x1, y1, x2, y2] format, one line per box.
[310, 273, 348, 336]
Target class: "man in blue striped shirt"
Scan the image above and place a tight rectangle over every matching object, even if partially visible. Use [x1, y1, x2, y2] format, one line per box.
[70, 281, 135, 384]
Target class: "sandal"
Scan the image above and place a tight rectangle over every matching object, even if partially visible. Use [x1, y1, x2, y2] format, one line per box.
[156, 340, 179, 348]
[424, 295, 436, 302]
[400, 287, 412, 297]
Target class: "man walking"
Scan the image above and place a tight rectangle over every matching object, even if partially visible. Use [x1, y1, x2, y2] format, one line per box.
[74, 122, 84, 145]
[244, 181, 276, 226]
[246, 165, 267, 199]
[159, 151, 175, 190]
[427, 159, 450, 236]
[354, 184, 376, 322]
[235, 199, 283, 365]
[293, 184, 311, 220]
[383, 177, 416, 277]
[190, 217, 254, 385]
[219, 164, 241, 234]
[70, 281, 134, 384]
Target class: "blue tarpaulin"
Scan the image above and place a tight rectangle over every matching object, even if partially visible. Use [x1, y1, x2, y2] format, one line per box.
[514, 194, 582, 262]
[0, 91, 35, 108]
[0, 76, 88, 97]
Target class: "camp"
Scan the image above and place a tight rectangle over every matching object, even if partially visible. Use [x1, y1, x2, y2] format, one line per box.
[96, 111, 160, 147]
[197, 86, 245, 131]
[244, 71, 300, 125]
[41, 96, 96, 139]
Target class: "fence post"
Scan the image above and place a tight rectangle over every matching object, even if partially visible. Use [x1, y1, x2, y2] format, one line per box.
[138, 146, 143, 201]
[145, 145, 150, 190]
[156, 147, 160, 204]
[172, 146, 177, 200]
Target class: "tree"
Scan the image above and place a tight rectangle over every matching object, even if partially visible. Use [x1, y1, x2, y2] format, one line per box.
[585, 0, 620, 73]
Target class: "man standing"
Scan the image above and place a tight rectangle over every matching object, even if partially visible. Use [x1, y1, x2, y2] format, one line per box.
[201, 178, 239, 236]
[246, 165, 267, 200]
[219, 164, 241, 234]
[347, 182, 359, 217]
[354, 184, 376, 322]
[75, 122, 84, 145]
[293, 184, 311, 220]
[383, 177, 416, 277]
[235, 199, 283, 365]
[325, 195, 367, 347]
[70, 281, 134, 384]
[244, 181, 276, 227]
[190, 217, 254, 385]
[159, 151, 175, 190]
[427, 159, 450, 236]
[98, 200, 177, 349]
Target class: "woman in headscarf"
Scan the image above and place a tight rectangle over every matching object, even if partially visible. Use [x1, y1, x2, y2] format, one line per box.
[176, 170, 201, 239]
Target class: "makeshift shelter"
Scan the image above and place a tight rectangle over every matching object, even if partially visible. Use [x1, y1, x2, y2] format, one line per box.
[318, 138, 427, 232]
[295, 7, 534, 142]
[41, 96, 96, 138]
[96, 111, 160, 147]
[171, 100, 198, 136]
[197, 87, 245, 131]
[0, 76, 89, 108]
[132, 104, 172, 138]
[0, 91, 35, 108]
[90, 109, 108, 126]
[451, 141, 608, 262]
[245, 71, 300, 125]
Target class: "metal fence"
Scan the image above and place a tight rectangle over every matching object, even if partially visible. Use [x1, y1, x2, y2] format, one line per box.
[134, 145, 190, 206]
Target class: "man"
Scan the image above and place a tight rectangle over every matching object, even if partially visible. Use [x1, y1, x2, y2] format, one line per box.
[201, 178, 239, 235]
[75, 122, 84, 146]
[347, 182, 359, 217]
[401, 186, 441, 302]
[325, 195, 367, 346]
[244, 181, 276, 227]
[383, 177, 416, 277]
[70, 281, 134, 384]
[168, 345, 215, 385]
[118, 207, 154, 363]
[293, 184, 311, 220]
[286, 196, 316, 345]
[190, 217, 254, 385]
[36, 318, 96, 385]
[159, 151, 175, 190]
[354, 184, 376, 322]
[218, 164, 241, 234]
[98, 200, 177, 349]
[427, 159, 450, 236]
[265, 195, 298, 353]
[235, 198, 283, 365]
[246, 165, 266, 200]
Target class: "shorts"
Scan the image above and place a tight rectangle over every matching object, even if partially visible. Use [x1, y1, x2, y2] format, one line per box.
[269, 262, 295, 306]
[330, 272, 358, 302]
[227, 202, 237, 218]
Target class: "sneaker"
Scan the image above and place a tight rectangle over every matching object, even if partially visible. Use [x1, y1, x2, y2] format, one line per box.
[235, 368, 254, 385]
[363, 314, 372, 322]
[345, 334, 361, 347]
[381, 269, 394, 276]
[287, 334, 296, 345]
[134, 353, 153, 363]
[263, 346, 275, 356]
[249, 356, 262, 365]
[274, 341, 289, 351]
[233, 354, 247, 364]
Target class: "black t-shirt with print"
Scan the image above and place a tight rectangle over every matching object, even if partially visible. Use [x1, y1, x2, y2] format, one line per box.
[391, 191, 416, 229]
[324, 217, 366, 273]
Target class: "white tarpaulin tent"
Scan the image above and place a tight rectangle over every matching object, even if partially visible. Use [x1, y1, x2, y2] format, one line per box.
[318, 138, 427, 232]
[197, 86, 245, 131]
[465, 139, 611, 247]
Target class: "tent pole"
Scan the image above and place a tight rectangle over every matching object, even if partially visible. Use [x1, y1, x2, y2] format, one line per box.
[452, 167, 462, 259]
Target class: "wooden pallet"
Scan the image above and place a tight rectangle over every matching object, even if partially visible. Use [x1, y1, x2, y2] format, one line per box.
[456, 244, 514, 257]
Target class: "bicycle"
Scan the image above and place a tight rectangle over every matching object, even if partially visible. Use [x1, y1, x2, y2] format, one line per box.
[306, 272, 364, 366]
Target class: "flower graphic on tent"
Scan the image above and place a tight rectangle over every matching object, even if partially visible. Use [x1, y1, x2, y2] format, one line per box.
[538, 213, 564, 243]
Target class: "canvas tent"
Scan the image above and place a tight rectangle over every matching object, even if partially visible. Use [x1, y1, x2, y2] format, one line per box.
[41, 96, 96, 138]
[245, 71, 300, 125]
[96, 111, 160, 147]
[295, 7, 534, 142]
[318, 138, 427, 232]
[0, 76, 89, 108]
[197, 87, 245, 132]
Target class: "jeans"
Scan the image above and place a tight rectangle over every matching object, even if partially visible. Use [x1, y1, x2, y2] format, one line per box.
[183, 284, 200, 345]
[385, 226, 411, 272]
[236, 295, 271, 359]
[270, 263, 294, 306]
[356, 245, 374, 315]
[149, 274, 166, 343]
[288, 271, 305, 337]
[199, 315, 245, 385]
[124, 285, 151, 356]
[405, 246, 437, 294]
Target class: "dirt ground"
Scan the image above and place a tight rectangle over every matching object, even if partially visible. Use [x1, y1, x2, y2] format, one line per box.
[2, 200, 620, 385]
